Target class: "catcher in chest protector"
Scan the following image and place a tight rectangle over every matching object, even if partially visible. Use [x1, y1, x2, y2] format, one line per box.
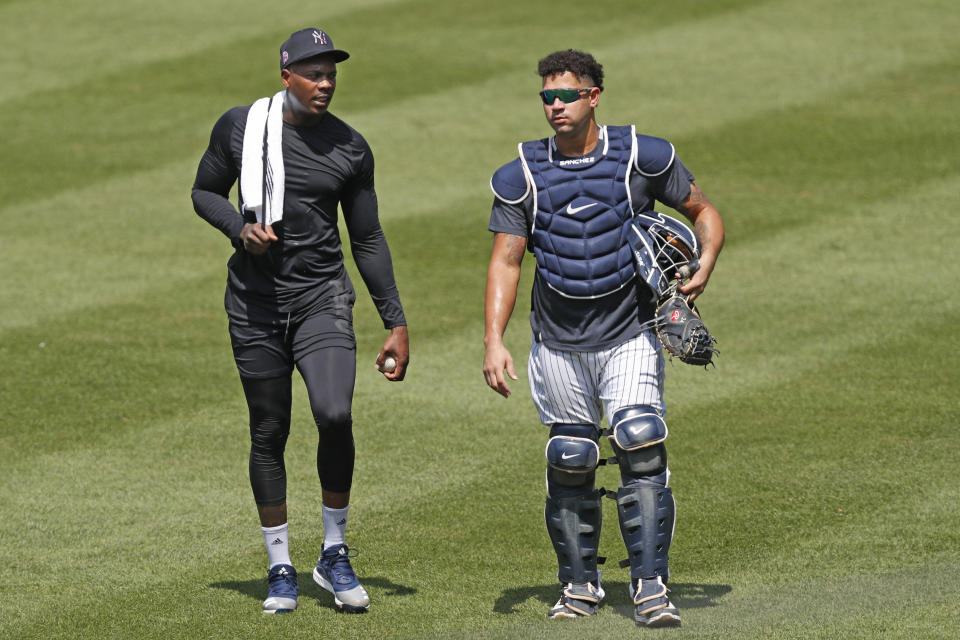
[482, 49, 725, 629]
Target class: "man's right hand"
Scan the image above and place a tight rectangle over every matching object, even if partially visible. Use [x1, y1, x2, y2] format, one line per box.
[240, 222, 278, 255]
[483, 341, 518, 398]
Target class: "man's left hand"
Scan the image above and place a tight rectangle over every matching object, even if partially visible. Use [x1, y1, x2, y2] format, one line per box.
[678, 253, 716, 303]
[376, 326, 409, 381]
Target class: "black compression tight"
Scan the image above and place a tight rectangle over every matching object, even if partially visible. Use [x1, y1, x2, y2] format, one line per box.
[243, 375, 292, 507]
[299, 347, 356, 495]
[242, 347, 357, 506]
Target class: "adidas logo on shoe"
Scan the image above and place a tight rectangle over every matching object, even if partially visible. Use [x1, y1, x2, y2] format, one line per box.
[263, 564, 298, 614]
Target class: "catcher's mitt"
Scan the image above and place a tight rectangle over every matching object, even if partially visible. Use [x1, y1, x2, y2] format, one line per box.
[654, 294, 718, 367]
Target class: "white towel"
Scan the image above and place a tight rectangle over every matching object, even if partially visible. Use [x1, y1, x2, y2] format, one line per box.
[240, 90, 286, 226]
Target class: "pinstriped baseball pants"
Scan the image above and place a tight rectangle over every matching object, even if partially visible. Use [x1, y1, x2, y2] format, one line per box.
[528, 331, 665, 428]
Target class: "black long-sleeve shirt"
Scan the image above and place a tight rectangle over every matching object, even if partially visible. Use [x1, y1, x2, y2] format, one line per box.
[192, 106, 405, 328]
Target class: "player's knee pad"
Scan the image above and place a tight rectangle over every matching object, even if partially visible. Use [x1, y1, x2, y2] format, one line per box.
[248, 416, 291, 507]
[611, 406, 667, 450]
[545, 424, 600, 491]
[610, 406, 668, 483]
[617, 483, 675, 581]
[546, 435, 600, 477]
[249, 401, 291, 464]
[545, 490, 603, 585]
[249, 415, 291, 452]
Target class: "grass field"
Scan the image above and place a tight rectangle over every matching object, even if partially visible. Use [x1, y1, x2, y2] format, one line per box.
[2, 0, 959, 638]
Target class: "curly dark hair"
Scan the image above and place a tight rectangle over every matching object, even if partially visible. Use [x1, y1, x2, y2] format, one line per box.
[537, 50, 604, 91]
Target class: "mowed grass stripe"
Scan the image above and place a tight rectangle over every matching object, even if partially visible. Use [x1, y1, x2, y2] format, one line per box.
[2, 60, 954, 458]
[671, 310, 960, 571]
[1, 0, 777, 330]
[2, 48, 956, 334]
[1, 406, 957, 637]
[0, 0, 404, 103]
[0, 340, 552, 639]
[1, 141, 956, 451]
[3, 161, 953, 501]
[0, 163, 228, 331]
[3, 0, 960, 637]
[672, 173, 960, 402]
[3, 186, 955, 608]
[0, 0, 760, 105]
[5, 0, 953, 213]
[324, 0, 960, 219]
[4, 348, 957, 638]
[3, 3, 952, 284]
[0, 0, 767, 209]
[3, 181, 956, 603]
[594, 0, 960, 135]
[691, 57, 960, 240]
[2, 164, 953, 455]
[4, 367, 958, 640]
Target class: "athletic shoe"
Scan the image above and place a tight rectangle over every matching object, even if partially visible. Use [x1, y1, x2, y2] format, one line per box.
[548, 577, 605, 618]
[262, 564, 298, 614]
[312, 543, 370, 613]
[629, 576, 681, 628]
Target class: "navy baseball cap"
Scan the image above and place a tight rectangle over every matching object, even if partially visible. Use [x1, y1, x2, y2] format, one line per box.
[280, 28, 350, 68]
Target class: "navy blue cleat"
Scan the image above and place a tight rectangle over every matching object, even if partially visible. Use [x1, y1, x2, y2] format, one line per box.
[313, 544, 370, 613]
[262, 564, 298, 614]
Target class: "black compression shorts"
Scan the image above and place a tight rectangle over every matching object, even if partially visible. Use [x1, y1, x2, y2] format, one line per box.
[229, 305, 356, 379]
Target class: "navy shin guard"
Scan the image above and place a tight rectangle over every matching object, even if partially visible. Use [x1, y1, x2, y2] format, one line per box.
[617, 484, 675, 580]
[545, 491, 603, 584]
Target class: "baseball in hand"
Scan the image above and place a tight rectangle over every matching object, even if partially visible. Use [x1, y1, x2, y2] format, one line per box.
[379, 356, 397, 373]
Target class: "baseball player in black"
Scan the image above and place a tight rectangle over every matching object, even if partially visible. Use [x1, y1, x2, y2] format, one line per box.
[482, 50, 724, 627]
[192, 27, 408, 614]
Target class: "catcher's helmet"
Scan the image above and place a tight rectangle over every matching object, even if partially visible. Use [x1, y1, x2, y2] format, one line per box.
[629, 212, 700, 300]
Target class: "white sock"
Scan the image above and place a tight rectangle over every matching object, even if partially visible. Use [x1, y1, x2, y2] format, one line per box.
[262, 523, 292, 569]
[322, 505, 349, 548]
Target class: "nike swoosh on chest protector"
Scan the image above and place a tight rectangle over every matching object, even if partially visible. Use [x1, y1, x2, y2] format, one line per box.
[565, 202, 599, 215]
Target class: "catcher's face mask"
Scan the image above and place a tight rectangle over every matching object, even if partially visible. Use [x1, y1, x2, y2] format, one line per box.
[629, 212, 701, 300]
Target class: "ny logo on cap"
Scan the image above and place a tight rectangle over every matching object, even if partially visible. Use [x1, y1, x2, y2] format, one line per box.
[312, 30, 327, 44]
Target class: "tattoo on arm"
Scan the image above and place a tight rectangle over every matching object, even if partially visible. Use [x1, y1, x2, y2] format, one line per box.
[503, 234, 527, 264]
[676, 184, 723, 253]
[677, 184, 711, 217]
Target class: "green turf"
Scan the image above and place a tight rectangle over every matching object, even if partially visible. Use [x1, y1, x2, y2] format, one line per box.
[2, 0, 959, 638]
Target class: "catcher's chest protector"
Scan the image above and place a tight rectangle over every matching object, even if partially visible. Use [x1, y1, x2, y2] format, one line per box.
[521, 125, 637, 299]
